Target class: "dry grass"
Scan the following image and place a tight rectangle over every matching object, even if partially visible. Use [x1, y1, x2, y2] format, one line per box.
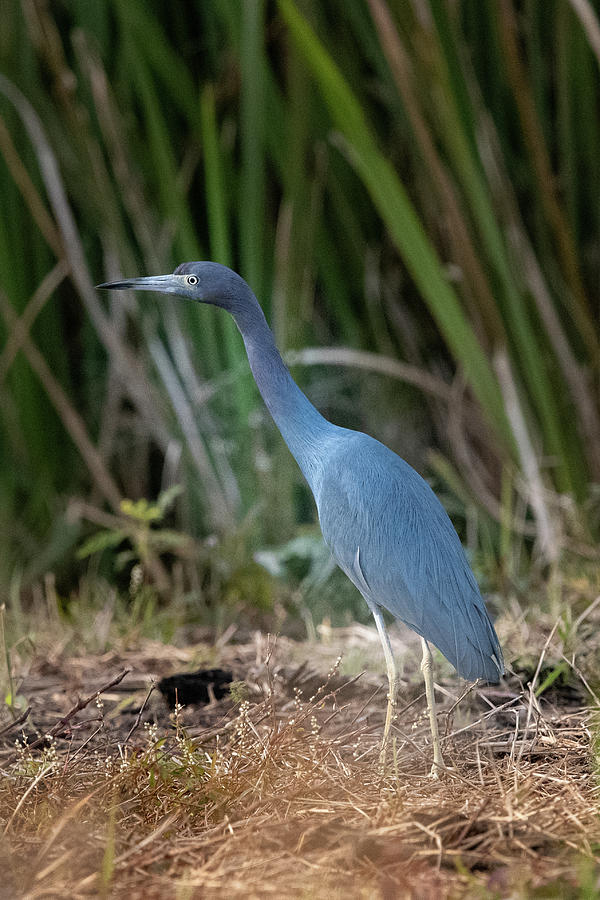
[1, 620, 599, 899]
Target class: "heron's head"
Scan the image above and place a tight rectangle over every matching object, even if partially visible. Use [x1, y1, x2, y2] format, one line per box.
[97, 261, 252, 312]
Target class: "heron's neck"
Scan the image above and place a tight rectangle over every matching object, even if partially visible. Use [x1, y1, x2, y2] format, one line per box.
[231, 298, 333, 490]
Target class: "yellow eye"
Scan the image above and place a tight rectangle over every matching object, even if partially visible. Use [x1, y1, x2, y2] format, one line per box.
[186, 275, 198, 286]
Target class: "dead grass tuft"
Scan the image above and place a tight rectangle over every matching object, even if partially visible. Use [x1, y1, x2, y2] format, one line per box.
[1, 625, 599, 898]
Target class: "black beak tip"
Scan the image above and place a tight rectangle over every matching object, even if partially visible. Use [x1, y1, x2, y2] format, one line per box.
[96, 281, 128, 290]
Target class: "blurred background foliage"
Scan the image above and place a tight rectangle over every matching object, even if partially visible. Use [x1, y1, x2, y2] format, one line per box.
[1, 0, 599, 626]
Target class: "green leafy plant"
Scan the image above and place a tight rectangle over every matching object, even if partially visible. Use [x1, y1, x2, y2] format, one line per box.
[78, 486, 189, 584]
[1, 0, 599, 588]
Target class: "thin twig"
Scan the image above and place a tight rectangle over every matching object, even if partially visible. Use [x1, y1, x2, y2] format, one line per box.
[0, 706, 31, 737]
[5, 669, 131, 761]
[123, 681, 157, 746]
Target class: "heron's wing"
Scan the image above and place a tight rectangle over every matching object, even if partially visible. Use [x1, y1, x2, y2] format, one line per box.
[317, 433, 503, 682]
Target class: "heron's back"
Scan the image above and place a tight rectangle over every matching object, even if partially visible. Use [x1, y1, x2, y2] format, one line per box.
[315, 430, 503, 682]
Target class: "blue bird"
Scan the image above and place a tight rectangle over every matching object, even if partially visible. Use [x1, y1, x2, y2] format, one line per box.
[98, 262, 504, 771]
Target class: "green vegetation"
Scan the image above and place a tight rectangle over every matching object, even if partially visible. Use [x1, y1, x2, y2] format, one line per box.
[1, 1, 599, 602]
[0, 0, 597, 590]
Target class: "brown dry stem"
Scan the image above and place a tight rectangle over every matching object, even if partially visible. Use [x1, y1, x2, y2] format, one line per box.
[0, 633, 598, 898]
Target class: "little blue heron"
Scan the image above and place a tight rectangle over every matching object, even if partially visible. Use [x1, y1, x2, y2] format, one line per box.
[98, 262, 504, 771]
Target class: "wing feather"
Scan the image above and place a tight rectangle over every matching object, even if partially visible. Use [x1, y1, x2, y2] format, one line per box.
[317, 432, 503, 682]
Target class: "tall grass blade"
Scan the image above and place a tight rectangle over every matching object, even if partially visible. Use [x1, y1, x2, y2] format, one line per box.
[278, 0, 513, 451]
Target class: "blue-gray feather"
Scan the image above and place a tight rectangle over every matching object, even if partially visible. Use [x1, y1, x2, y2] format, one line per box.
[315, 432, 502, 681]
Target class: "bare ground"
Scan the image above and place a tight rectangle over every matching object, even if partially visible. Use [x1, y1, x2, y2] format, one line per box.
[1, 623, 599, 898]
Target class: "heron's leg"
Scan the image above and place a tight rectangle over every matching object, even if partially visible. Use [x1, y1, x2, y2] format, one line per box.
[366, 600, 398, 762]
[420, 637, 444, 775]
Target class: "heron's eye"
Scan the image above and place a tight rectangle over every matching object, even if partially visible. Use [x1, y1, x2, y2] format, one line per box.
[186, 275, 199, 286]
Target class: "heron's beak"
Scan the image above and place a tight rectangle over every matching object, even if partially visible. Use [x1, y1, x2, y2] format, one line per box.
[96, 274, 183, 294]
